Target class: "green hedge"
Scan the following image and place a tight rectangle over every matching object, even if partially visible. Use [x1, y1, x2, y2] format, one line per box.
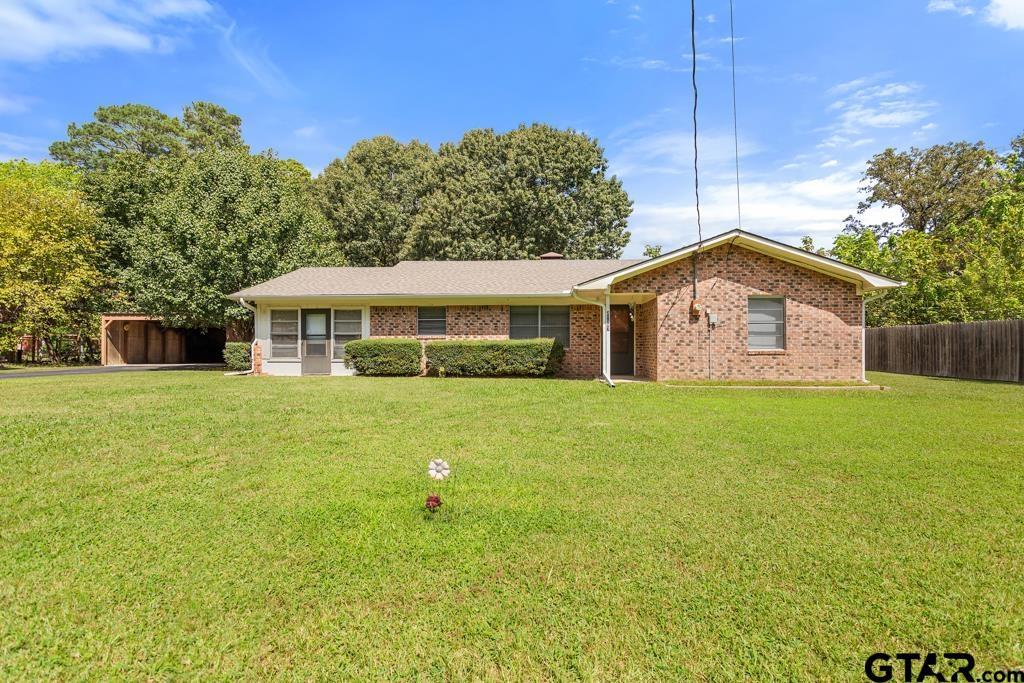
[223, 342, 251, 371]
[425, 338, 564, 377]
[344, 338, 422, 376]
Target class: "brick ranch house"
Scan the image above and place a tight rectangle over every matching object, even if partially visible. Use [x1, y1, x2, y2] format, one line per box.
[228, 229, 903, 383]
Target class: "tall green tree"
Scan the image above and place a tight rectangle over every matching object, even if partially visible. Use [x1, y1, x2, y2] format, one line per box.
[122, 149, 342, 336]
[315, 125, 633, 264]
[0, 161, 105, 359]
[403, 125, 632, 260]
[315, 136, 435, 266]
[857, 141, 998, 235]
[49, 101, 247, 171]
[832, 133, 1024, 326]
[51, 102, 249, 277]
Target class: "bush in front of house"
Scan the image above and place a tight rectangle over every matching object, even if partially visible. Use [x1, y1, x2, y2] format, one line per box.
[425, 338, 564, 377]
[344, 338, 422, 375]
[223, 342, 251, 371]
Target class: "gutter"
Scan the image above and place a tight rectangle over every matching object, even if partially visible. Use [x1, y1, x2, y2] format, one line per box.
[572, 288, 615, 388]
[237, 297, 258, 375]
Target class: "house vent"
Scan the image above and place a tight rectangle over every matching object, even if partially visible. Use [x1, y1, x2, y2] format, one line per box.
[539, 252, 563, 260]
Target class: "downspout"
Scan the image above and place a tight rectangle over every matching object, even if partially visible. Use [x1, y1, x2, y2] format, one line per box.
[238, 297, 258, 376]
[859, 290, 887, 383]
[861, 295, 867, 383]
[571, 289, 615, 387]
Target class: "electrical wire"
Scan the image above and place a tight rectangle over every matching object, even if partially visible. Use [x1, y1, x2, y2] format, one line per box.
[689, 0, 702, 300]
[728, 0, 742, 230]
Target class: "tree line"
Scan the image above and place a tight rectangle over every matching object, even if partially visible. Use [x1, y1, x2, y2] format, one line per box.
[807, 133, 1024, 327]
[3, 99, 1021, 362]
[0, 102, 633, 358]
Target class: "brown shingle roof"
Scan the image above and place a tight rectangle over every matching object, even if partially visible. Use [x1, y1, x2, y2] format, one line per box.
[229, 258, 643, 299]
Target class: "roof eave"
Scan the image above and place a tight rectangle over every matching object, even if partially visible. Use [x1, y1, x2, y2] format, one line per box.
[228, 291, 576, 301]
[572, 229, 904, 293]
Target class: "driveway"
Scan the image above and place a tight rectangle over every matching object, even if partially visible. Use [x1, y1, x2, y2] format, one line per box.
[0, 364, 224, 380]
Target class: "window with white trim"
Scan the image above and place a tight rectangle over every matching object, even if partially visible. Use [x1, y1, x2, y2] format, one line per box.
[747, 297, 785, 350]
[270, 309, 299, 358]
[417, 307, 446, 336]
[509, 306, 570, 348]
[333, 309, 362, 360]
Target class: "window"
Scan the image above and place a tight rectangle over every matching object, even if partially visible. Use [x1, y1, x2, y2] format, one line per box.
[748, 297, 785, 350]
[270, 309, 299, 358]
[509, 306, 570, 348]
[417, 307, 446, 336]
[333, 309, 362, 360]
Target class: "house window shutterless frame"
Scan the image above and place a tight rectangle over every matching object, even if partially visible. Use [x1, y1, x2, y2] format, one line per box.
[748, 297, 786, 350]
[333, 309, 362, 360]
[417, 307, 447, 336]
[509, 306, 571, 348]
[270, 309, 299, 358]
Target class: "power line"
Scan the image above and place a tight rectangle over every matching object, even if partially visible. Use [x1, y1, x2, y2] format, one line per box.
[728, 0, 742, 230]
[689, 0, 701, 300]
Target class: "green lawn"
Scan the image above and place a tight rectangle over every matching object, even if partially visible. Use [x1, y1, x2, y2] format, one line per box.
[1, 372, 1022, 680]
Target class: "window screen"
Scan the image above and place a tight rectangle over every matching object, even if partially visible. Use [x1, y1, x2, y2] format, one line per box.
[417, 307, 447, 336]
[333, 309, 362, 359]
[509, 306, 570, 348]
[748, 297, 785, 350]
[270, 309, 299, 358]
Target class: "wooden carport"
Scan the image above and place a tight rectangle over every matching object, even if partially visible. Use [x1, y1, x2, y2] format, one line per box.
[101, 314, 225, 366]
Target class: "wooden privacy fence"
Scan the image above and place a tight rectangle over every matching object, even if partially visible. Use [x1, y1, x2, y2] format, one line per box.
[866, 320, 1024, 383]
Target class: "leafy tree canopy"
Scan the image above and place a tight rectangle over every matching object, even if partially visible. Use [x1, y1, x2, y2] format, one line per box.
[49, 101, 246, 172]
[316, 124, 633, 264]
[832, 132, 1024, 326]
[857, 140, 998, 235]
[0, 161, 105, 355]
[121, 148, 342, 334]
[405, 125, 632, 261]
[315, 136, 435, 266]
[643, 244, 663, 258]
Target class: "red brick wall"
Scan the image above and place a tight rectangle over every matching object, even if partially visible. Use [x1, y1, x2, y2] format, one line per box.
[446, 305, 509, 339]
[634, 299, 659, 381]
[558, 305, 602, 379]
[369, 304, 603, 379]
[612, 244, 863, 381]
[370, 306, 418, 337]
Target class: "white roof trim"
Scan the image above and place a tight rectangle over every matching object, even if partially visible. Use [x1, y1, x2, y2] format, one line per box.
[572, 229, 905, 293]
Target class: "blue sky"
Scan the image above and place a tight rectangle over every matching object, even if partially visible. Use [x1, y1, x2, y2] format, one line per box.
[1, 0, 1022, 257]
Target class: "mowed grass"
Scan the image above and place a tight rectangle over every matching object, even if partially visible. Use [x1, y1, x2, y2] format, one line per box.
[1, 372, 1022, 681]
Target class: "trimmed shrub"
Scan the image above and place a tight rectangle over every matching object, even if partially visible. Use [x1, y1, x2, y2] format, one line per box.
[223, 342, 251, 371]
[345, 338, 422, 376]
[425, 338, 564, 377]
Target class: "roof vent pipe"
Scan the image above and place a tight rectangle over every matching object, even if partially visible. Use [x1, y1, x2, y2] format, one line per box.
[539, 252, 563, 260]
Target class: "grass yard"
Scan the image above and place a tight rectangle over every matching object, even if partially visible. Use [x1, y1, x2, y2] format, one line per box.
[1, 372, 1022, 680]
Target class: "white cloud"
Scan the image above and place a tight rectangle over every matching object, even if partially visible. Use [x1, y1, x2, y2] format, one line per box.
[985, 0, 1024, 28]
[0, 0, 211, 61]
[820, 159, 839, 168]
[824, 77, 935, 137]
[293, 125, 319, 138]
[927, 0, 976, 16]
[705, 13, 717, 23]
[624, 168, 901, 254]
[0, 131, 45, 160]
[218, 22, 294, 98]
[609, 129, 761, 178]
[927, 0, 1024, 29]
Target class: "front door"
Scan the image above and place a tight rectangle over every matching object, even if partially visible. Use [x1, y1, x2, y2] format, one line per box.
[301, 309, 330, 375]
[610, 305, 634, 376]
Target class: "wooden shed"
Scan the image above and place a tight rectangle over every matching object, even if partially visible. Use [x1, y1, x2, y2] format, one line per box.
[101, 314, 226, 366]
